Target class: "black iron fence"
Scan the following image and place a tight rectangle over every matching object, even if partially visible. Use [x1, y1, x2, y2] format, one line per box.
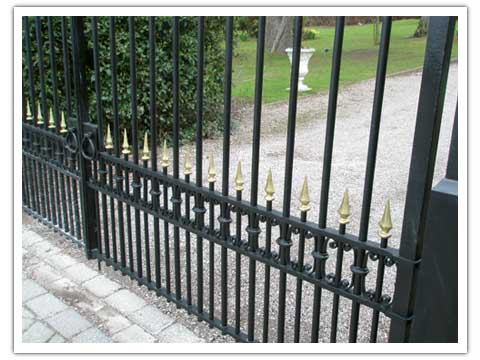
[22, 15, 458, 343]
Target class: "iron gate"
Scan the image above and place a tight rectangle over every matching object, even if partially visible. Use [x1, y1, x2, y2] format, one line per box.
[21, 15, 458, 343]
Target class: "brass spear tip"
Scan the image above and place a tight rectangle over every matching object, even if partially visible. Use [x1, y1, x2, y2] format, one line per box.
[141, 132, 150, 161]
[121, 129, 131, 155]
[208, 155, 216, 183]
[26, 99, 32, 120]
[264, 168, 275, 202]
[48, 108, 55, 128]
[184, 150, 192, 175]
[60, 111, 68, 134]
[36, 102, 44, 125]
[104, 123, 113, 148]
[161, 139, 170, 168]
[338, 189, 351, 225]
[234, 161, 244, 191]
[379, 199, 393, 239]
[299, 176, 311, 212]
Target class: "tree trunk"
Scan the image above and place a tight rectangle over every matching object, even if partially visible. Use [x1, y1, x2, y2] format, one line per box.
[265, 17, 293, 54]
[413, 16, 429, 37]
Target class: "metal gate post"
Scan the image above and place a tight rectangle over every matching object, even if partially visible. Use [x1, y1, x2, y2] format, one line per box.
[408, 108, 458, 342]
[388, 16, 456, 342]
[71, 16, 99, 259]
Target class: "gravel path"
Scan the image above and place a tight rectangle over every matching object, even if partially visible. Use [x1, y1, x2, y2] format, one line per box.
[24, 63, 458, 343]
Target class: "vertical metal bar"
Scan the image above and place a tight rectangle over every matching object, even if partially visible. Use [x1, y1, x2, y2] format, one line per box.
[91, 16, 110, 266]
[61, 17, 75, 236]
[124, 152, 134, 271]
[389, 16, 456, 342]
[369, 236, 388, 342]
[220, 16, 234, 330]
[277, 16, 303, 343]
[293, 210, 308, 342]
[311, 16, 345, 343]
[61, 17, 72, 118]
[109, 17, 122, 265]
[235, 188, 242, 335]
[262, 198, 273, 342]
[446, 104, 458, 181]
[208, 180, 215, 323]
[349, 17, 391, 343]
[143, 159, 152, 283]
[185, 170, 192, 307]
[163, 163, 171, 295]
[71, 16, 98, 258]
[245, 16, 266, 342]
[195, 16, 205, 316]
[330, 223, 346, 342]
[172, 16, 182, 301]
[129, 17, 143, 281]
[35, 16, 53, 223]
[149, 16, 162, 290]
[47, 17, 64, 230]
[24, 17, 42, 216]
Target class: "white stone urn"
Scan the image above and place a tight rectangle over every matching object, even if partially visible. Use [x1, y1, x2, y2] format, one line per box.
[285, 48, 315, 92]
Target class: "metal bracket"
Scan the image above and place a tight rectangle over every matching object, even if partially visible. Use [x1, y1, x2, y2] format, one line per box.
[81, 122, 99, 161]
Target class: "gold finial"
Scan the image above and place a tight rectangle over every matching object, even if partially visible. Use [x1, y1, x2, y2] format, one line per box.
[378, 199, 393, 239]
[264, 168, 275, 201]
[161, 139, 170, 168]
[338, 190, 350, 225]
[299, 176, 311, 212]
[234, 161, 244, 191]
[60, 111, 67, 133]
[26, 99, 32, 120]
[208, 155, 216, 183]
[184, 150, 192, 175]
[36, 102, 44, 125]
[105, 123, 113, 149]
[141, 132, 150, 161]
[122, 129, 131, 155]
[48, 108, 55, 128]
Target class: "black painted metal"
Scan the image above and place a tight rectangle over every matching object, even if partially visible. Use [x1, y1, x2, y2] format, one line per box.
[21, 16, 457, 343]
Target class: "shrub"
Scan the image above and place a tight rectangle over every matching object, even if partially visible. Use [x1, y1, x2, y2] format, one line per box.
[302, 28, 316, 41]
[22, 16, 226, 143]
[234, 16, 258, 38]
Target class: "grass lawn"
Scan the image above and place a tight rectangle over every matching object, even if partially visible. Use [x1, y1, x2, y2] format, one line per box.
[232, 19, 458, 103]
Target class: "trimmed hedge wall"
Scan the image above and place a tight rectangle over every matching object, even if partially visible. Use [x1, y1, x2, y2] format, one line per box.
[22, 16, 226, 143]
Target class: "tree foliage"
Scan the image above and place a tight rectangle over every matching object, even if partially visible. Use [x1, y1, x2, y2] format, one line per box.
[22, 16, 226, 143]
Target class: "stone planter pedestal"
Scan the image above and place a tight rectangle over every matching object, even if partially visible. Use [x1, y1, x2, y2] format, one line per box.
[285, 48, 315, 92]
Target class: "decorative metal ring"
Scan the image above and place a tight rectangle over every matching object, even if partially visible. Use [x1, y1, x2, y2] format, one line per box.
[365, 289, 376, 301]
[381, 294, 392, 304]
[342, 243, 352, 252]
[340, 279, 350, 289]
[385, 257, 395, 267]
[326, 273, 335, 284]
[328, 239, 339, 249]
[368, 252, 379, 261]
[65, 129, 79, 154]
[80, 133, 96, 160]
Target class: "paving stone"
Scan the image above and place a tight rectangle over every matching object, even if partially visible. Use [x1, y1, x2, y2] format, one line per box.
[44, 253, 77, 270]
[112, 325, 155, 343]
[23, 307, 35, 319]
[48, 334, 66, 343]
[46, 309, 92, 338]
[64, 263, 99, 284]
[29, 241, 61, 258]
[22, 321, 55, 343]
[30, 263, 63, 285]
[129, 305, 174, 334]
[96, 307, 132, 335]
[22, 279, 47, 303]
[22, 230, 45, 248]
[105, 289, 147, 314]
[72, 327, 112, 343]
[157, 323, 205, 343]
[83, 275, 121, 298]
[22, 316, 35, 332]
[26, 293, 68, 319]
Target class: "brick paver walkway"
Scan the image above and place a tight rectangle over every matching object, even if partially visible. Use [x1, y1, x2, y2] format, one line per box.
[22, 225, 204, 343]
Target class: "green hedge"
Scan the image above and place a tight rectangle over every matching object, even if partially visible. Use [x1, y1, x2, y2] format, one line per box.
[23, 16, 226, 143]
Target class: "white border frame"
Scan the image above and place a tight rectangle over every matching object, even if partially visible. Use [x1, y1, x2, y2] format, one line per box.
[13, 6, 467, 354]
